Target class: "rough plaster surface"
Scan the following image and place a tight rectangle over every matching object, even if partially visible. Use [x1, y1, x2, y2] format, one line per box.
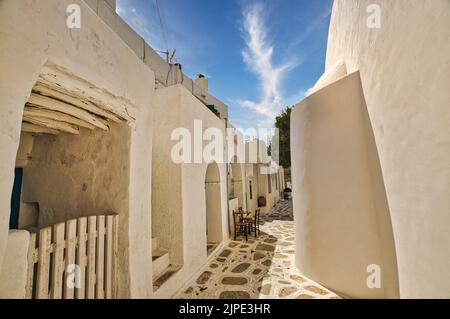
[23, 123, 131, 228]
[326, 0, 450, 298]
[0, 0, 154, 298]
[0, 231, 30, 298]
[291, 72, 399, 298]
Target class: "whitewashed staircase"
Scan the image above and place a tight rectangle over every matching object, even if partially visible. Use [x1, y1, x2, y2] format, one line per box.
[152, 237, 181, 291]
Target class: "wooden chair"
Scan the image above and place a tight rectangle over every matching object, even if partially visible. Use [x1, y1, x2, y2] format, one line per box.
[246, 209, 260, 238]
[233, 210, 249, 241]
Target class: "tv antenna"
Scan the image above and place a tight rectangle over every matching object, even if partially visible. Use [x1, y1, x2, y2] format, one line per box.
[155, 48, 177, 64]
[169, 49, 177, 64]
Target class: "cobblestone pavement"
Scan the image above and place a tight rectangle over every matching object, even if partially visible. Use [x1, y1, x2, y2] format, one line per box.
[178, 200, 340, 299]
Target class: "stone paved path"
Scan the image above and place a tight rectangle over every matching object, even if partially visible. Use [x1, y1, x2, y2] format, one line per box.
[178, 200, 340, 299]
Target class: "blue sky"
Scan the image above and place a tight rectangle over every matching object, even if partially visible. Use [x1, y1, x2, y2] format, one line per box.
[117, 0, 333, 130]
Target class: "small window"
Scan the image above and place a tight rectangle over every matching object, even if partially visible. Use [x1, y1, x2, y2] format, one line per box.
[249, 181, 253, 200]
[268, 174, 272, 194]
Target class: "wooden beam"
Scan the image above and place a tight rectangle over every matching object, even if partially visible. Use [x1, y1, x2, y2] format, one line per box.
[28, 93, 109, 131]
[37, 64, 135, 122]
[21, 122, 60, 135]
[33, 84, 122, 123]
[24, 106, 96, 130]
[23, 116, 80, 135]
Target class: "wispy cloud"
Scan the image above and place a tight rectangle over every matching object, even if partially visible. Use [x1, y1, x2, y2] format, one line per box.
[237, 3, 297, 120]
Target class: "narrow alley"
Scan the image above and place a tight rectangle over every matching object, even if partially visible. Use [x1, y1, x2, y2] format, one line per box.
[179, 200, 340, 299]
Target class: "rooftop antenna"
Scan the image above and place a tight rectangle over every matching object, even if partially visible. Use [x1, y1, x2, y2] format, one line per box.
[155, 48, 177, 64]
[155, 49, 169, 62]
[169, 49, 177, 64]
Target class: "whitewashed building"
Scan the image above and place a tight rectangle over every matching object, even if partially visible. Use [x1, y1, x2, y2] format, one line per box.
[0, 0, 284, 299]
[291, 0, 450, 299]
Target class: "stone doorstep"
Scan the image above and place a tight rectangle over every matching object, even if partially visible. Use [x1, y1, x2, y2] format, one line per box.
[153, 265, 182, 291]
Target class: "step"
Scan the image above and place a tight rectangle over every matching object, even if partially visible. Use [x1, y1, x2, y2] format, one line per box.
[153, 265, 181, 291]
[152, 237, 159, 251]
[152, 248, 170, 277]
[207, 242, 218, 256]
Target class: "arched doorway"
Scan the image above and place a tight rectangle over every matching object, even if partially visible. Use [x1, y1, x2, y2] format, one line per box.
[205, 162, 222, 255]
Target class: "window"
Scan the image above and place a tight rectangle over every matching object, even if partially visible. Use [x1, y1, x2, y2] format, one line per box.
[268, 173, 272, 194]
[249, 181, 253, 200]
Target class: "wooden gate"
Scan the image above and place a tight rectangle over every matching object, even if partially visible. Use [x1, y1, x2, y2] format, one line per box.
[26, 215, 119, 299]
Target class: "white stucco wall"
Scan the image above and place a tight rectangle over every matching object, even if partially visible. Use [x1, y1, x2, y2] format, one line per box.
[244, 164, 259, 214]
[206, 163, 224, 244]
[0, 231, 30, 298]
[0, 0, 154, 298]
[243, 139, 279, 214]
[151, 87, 184, 267]
[325, 0, 450, 298]
[232, 164, 246, 211]
[278, 168, 286, 192]
[291, 72, 399, 298]
[152, 85, 229, 298]
[228, 197, 239, 236]
[85, 0, 116, 13]
[244, 141, 260, 214]
[256, 167, 279, 214]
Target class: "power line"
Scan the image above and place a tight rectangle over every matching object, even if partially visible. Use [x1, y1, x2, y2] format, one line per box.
[155, 0, 169, 52]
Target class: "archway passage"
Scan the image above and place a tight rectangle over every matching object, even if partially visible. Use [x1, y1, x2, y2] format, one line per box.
[205, 162, 223, 255]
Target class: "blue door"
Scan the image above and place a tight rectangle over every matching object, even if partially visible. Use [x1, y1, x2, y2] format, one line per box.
[10, 168, 23, 229]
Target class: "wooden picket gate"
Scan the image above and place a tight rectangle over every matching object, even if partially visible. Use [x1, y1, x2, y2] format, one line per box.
[26, 215, 119, 299]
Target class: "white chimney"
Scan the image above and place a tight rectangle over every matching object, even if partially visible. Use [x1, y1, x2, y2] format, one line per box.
[195, 74, 208, 94]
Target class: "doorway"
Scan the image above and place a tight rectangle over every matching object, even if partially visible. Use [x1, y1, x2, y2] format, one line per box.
[9, 168, 23, 229]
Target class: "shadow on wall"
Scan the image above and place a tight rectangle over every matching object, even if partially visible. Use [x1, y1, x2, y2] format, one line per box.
[291, 71, 399, 299]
